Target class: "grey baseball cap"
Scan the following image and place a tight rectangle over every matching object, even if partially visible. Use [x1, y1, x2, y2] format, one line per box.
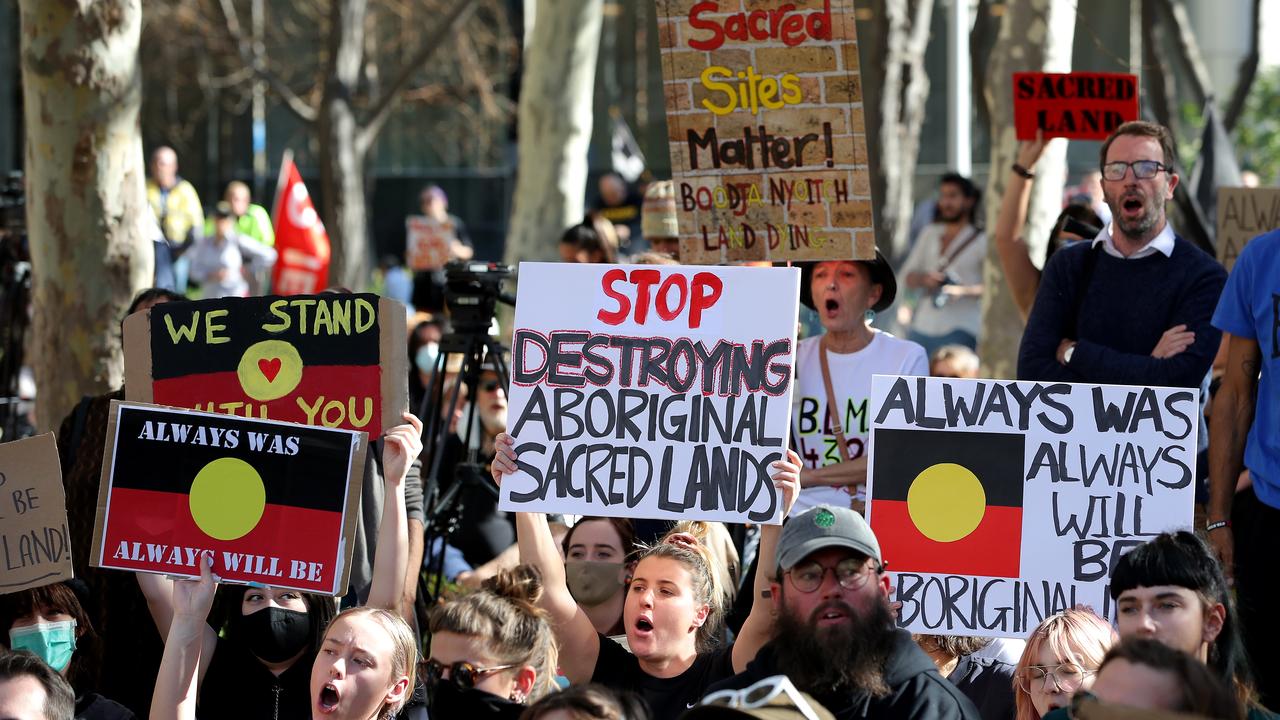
[776, 505, 882, 574]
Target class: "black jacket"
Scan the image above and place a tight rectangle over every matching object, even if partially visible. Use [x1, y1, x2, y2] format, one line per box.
[703, 629, 980, 720]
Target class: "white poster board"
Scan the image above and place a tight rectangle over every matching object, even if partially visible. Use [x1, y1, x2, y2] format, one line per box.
[405, 215, 457, 271]
[866, 375, 1197, 638]
[498, 262, 801, 524]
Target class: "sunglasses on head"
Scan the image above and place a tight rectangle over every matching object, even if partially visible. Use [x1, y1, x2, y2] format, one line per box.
[423, 659, 516, 691]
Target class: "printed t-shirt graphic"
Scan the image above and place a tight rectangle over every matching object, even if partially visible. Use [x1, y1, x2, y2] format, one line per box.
[144, 295, 386, 435]
[98, 404, 359, 593]
[870, 428, 1023, 577]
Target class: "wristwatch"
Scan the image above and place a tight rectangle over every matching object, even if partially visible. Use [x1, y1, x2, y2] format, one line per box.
[1063, 343, 1076, 364]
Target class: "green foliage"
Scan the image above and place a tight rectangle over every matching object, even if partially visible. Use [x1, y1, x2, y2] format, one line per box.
[1233, 66, 1280, 184]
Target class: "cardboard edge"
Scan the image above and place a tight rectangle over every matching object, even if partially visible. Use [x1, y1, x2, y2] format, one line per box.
[122, 311, 155, 403]
[88, 400, 124, 570]
[334, 432, 369, 595]
[380, 297, 409, 432]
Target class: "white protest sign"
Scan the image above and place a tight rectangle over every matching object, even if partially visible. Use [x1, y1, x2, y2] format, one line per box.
[405, 215, 457, 271]
[866, 375, 1196, 638]
[498, 262, 800, 524]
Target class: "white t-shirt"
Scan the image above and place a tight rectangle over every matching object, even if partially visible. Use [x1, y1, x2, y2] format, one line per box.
[790, 331, 928, 512]
[899, 222, 987, 338]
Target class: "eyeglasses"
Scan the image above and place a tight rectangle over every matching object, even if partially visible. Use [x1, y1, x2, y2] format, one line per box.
[702, 675, 823, 720]
[480, 380, 501, 393]
[787, 558, 879, 594]
[1100, 160, 1169, 181]
[1015, 663, 1095, 693]
[422, 659, 516, 691]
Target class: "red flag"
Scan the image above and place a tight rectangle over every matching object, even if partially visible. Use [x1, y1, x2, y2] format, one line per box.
[271, 152, 330, 294]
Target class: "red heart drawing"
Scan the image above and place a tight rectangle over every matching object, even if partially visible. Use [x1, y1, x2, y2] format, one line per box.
[258, 357, 282, 382]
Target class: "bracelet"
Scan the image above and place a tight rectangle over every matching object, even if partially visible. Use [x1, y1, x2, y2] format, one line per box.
[1206, 520, 1231, 532]
[1011, 163, 1035, 179]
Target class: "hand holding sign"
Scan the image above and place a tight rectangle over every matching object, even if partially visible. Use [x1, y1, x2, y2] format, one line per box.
[172, 554, 219, 622]
[382, 413, 424, 490]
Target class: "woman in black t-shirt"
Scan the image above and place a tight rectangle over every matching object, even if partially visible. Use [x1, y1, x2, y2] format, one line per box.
[490, 433, 802, 717]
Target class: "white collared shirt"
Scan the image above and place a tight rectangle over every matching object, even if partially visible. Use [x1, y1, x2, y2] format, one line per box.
[1091, 221, 1175, 259]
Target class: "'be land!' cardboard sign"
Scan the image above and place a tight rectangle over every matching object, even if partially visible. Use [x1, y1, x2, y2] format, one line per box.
[124, 294, 407, 437]
[656, 0, 876, 264]
[867, 376, 1196, 638]
[498, 262, 800, 524]
[1013, 72, 1139, 141]
[0, 434, 73, 594]
[91, 402, 367, 595]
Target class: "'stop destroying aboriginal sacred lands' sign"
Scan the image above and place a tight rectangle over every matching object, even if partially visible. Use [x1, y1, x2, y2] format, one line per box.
[498, 262, 800, 524]
[124, 294, 407, 437]
[656, 0, 875, 263]
[866, 375, 1196, 639]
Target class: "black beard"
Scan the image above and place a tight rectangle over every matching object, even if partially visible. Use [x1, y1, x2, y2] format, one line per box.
[772, 594, 896, 698]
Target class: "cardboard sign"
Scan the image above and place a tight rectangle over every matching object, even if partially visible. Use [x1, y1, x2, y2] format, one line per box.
[498, 262, 800, 523]
[91, 401, 366, 594]
[1216, 187, 1280, 272]
[0, 434, 73, 594]
[405, 215, 458, 271]
[655, 0, 875, 263]
[1013, 72, 1139, 141]
[866, 376, 1196, 638]
[124, 294, 407, 437]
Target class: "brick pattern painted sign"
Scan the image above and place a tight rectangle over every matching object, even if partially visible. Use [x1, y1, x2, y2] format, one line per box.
[657, 0, 875, 263]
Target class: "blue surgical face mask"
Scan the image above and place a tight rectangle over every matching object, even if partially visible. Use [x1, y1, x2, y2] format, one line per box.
[10, 620, 77, 672]
[415, 342, 439, 374]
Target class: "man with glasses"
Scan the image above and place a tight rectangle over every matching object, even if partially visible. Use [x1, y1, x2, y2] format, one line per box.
[1017, 121, 1226, 392]
[701, 505, 979, 719]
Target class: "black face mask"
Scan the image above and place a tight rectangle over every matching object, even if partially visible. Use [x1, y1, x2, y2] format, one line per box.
[232, 606, 312, 663]
[428, 681, 524, 719]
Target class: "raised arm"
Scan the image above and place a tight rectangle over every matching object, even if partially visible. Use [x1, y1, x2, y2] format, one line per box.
[137, 570, 218, 687]
[732, 450, 801, 673]
[492, 433, 602, 684]
[150, 555, 217, 720]
[995, 135, 1051, 321]
[368, 413, 423, 610]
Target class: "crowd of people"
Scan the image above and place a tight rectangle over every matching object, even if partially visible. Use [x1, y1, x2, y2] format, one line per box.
[2, 119, 1278, 720]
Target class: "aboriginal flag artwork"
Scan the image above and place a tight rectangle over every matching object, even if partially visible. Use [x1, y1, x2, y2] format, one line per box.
[869, 428, 1023, 578]
[90, 401, 367, 595]
[123, 294, 407, 437]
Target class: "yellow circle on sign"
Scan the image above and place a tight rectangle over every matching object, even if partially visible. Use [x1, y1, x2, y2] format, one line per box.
[236, 339, 303, 401]
[189, 457, 266, 541]
[906, 462, 986, 543]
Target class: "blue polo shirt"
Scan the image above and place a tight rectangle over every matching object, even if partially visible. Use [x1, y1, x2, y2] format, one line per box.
[1212, 230, 1280, 509]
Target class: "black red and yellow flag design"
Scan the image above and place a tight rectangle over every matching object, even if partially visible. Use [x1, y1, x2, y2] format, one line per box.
[123, 294, 406, 436]
[869, 428, 1023, 578]
[91, 402, 367, 594]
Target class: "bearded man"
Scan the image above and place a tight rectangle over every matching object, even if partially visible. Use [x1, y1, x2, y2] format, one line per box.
[701, 505, 979, 719]
[1017, 121, 1226, 390]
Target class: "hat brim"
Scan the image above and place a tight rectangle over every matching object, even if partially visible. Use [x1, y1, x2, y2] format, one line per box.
[785, 250, 898, 314]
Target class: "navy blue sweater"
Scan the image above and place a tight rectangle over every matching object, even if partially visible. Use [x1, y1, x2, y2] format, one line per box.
[1017, 236, 1226, 388]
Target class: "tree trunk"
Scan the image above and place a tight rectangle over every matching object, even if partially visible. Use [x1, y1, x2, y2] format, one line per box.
[503, 0, 602, 263]
[20, 0, 153, 431]
[869, 0, 934, 263]
[319, 0, 371, 290]
[977, 0, 1074, 379]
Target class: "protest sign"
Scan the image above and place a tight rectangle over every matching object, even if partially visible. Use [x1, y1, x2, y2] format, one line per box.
[498, 262, 799, 524]
[0, 434, 73, 594]
[1216, 187, 1280, 272]
[405, 215, 458, 271]
[124, 294, 407, 437]
[1013, 72, 1139, 141]
[655, 0, 875, 264]
[866, 375, 1196, 638]
[91, 401, 366, 594]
